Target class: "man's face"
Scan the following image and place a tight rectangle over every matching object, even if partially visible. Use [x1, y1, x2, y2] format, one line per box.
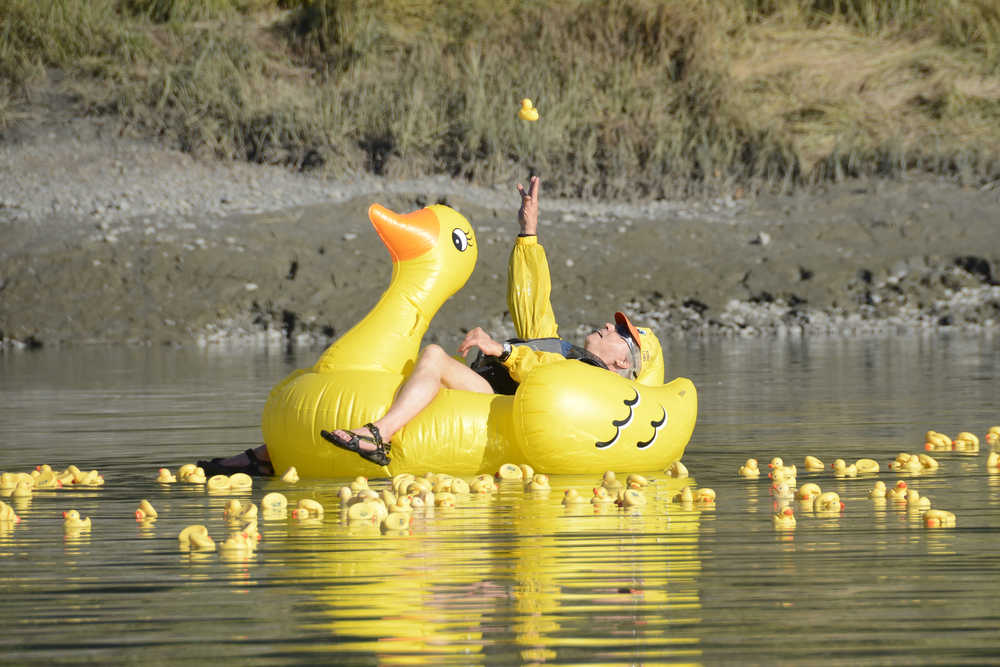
[584, 322, 632, 370]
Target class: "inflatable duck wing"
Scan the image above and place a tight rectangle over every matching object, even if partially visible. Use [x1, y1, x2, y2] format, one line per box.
[262, 204, 696, 478]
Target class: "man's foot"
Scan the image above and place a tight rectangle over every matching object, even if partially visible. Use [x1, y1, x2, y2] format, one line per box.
[197, 447, 274, 477]
[320, 423, 390, 466]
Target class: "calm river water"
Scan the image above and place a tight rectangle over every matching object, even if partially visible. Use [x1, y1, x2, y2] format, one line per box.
[1, 333, 998, 665]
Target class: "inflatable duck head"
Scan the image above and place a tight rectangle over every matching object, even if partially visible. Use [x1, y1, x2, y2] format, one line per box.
[312, 203, 479, 376]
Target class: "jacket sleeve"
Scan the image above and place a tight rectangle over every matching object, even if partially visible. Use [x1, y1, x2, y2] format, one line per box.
[502, 346, 567, 384]
[507, 236, 559, 339]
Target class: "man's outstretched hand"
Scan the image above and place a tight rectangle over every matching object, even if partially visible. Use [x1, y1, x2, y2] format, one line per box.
[517, 175, 540, 236]
[458, 327, 504, 358]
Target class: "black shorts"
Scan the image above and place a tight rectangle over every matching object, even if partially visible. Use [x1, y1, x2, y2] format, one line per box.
[469, 352, 519, 396]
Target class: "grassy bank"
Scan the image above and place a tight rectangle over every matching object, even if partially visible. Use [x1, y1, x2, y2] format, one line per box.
[2, 0, 999, 198]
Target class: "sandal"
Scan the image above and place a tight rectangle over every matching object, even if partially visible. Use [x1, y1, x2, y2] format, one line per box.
[320, 423, 391, 466]
[197, 448, 275, 478]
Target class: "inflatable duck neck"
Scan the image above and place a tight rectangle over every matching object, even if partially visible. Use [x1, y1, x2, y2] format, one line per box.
[313, 204, 478, 375]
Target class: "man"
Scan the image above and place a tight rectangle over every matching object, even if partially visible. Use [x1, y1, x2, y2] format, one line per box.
[320, 175, 664, 466]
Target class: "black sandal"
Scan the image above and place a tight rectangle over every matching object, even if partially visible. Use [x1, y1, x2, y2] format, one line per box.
[197, 448, 275, 478]
[320, 423, 391, 466]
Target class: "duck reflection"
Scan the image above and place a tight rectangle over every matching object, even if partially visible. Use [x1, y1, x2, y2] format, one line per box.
[283, 474, 703, 663]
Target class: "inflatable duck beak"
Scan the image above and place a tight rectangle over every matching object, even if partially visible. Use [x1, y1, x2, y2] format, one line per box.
[369, 204, 439, 263]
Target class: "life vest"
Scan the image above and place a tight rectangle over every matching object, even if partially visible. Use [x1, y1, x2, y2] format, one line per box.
[470, 337, 607, 395]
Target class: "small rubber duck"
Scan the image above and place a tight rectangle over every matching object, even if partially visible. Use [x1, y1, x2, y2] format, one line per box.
[855, 458, 880, 474]
[177, 463, 197, 480]
[832, 459, 857, 478]
[562, 489, 588, 506]
[815, 491, 843, 513]
[451, 478, 471, 494]
[496, 463, 523, 481]
[768, 457, 785, 470]
[392, 473, 415, 495]
[388, 496, 413, 513]
[591, 487, 615, 505]
[346, 500, 379, 522]
[183, 467, 206, 484]
[73, 469, 104, 486]
[435, 492, 456, 508]
[666, 460, 689, 478]
[906, 489, 931, 512]
[382, 512, 411, 532]
[517, 98, 539, 122]
[229, 472, 253, 490]
[887, 480, 908, 501]
[219, 531, 256, 555]
[156, 468, 177, 483]
[923, 509, 956, 528]
[600, 471, 623, 491]
[868, 480, 887, 499]
[135, 499, 158, 521]
[772, 507, 796, 530]
[987, 451, 1000, 470]
[626, 473, 649, 489]
[207, 475, 231, 492]
[261, 492, 288, 512]
[0, 473, 17, 492]
[280, 466, 299, 483]
[10, 479, 33, 498]
[527, 474, 551, 492]
[223, 499, 244, 520]
[291, 498, 324, 519]
[0, 500, 21, 524]
[796, 482, 822, 502]
[519, 464, 535, 480]
[890, 453, 922, 473]
[953, 431, 980, 453]
[917, 453, 939, 471]
[470, 474, 497, 494]
[63, 510, 92, 531]
[986, 429, 1000, 449]
[695, 488, 716, 504]
[924, 430, 952, 451]
[178, 524, 215, 550]
[33, 468, 61, 489]
[803, 455, 825, 471]
[618, 488, 647, 508]
[671, 486, 695, 504]
[769, 467, 796, 484]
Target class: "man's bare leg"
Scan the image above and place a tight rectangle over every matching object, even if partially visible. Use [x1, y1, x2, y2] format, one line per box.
[327, 344, 492, 450]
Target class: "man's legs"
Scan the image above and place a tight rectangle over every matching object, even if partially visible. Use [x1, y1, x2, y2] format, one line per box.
[327, 344, 492, 450]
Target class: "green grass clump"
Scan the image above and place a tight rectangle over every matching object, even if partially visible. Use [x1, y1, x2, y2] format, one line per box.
[2, 0, 999, 198]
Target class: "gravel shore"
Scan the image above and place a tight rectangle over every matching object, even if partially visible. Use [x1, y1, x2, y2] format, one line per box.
[2, 114, 999, 350]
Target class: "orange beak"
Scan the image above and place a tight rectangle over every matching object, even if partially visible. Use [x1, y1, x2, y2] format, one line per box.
[368, 204, 439, 263]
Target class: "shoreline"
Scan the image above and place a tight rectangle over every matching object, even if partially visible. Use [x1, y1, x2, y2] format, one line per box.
[2, 115, 999, 350]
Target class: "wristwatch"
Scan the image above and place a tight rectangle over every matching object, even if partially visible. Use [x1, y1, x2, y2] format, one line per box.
[498, 341, 512, 362]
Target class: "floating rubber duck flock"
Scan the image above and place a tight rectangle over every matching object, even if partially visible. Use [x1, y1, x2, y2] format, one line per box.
[1, 424, 997, 557]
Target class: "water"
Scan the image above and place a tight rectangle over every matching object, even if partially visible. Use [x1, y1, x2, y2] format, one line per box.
[1, 334, 999, 665]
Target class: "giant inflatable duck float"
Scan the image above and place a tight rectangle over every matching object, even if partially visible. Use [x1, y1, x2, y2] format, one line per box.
[261, 204, 697, 477]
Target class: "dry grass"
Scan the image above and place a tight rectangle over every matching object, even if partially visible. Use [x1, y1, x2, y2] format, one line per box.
[2, 0, 999, 197]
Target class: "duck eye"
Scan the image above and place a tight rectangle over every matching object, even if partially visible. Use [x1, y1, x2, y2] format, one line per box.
[451, 228, 469, 251]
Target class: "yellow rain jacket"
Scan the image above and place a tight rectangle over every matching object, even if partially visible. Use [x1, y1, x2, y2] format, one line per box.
[502, 236, 665, 386]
